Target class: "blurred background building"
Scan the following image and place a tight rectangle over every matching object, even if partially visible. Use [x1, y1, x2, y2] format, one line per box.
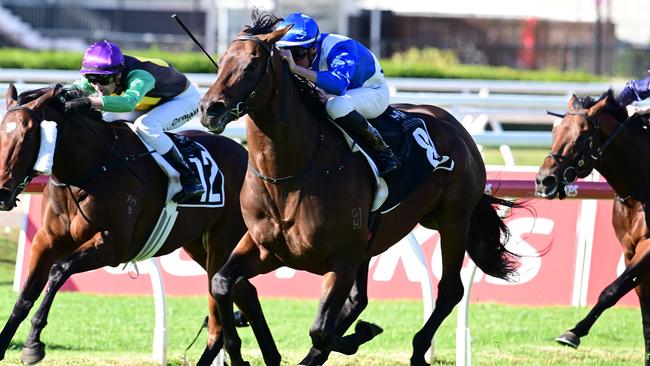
[0, 0, 648, 76]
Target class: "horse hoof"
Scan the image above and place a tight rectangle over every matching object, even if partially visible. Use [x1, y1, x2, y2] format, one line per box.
[20, 343, 45, 365]
[355, 320, 384, 339]
[555, 331, 580, 349]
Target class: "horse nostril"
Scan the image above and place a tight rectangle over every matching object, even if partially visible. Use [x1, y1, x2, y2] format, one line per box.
[208, 102, 226, 117]
[541, 175, 557, 187]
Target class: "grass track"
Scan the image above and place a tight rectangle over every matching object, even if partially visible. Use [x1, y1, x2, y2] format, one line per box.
[0, 281, 643, 366]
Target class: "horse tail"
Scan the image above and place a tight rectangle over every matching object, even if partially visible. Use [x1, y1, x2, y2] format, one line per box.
[467, 194, 521, 281]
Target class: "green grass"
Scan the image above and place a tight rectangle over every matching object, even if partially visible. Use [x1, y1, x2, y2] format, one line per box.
[0, 231, 18, 285]
[0, 283, 643, 366]
[482, 147, 548, 167]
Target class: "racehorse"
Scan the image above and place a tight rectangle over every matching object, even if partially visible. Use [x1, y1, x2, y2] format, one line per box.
[0, 84, 280, 366]
[199, 11, 520, 366]
[535, 90, 650, 364]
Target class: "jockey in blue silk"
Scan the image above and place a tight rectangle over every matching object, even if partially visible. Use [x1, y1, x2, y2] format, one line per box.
[65, 40, 204, 203]
[616, 73, 650, 116]
[275, 13, 400, 177]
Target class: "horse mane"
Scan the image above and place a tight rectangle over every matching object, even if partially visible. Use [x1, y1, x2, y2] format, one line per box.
[17, 86, 53, 105]
[245, 8, 282, 35]
[571, 89, 629, 122]
[290, 76, 329, 122]
[20, 84, 104, 121]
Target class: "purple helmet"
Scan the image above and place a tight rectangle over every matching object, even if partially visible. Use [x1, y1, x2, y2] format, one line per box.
[80, 40, 124, 75]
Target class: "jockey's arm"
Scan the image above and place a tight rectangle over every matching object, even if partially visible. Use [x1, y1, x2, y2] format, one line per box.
[97, 70, 155, 112]
[314, 50, 354, 96]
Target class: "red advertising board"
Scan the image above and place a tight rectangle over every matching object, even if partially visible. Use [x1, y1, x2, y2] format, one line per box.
[13, 168, 636, 307]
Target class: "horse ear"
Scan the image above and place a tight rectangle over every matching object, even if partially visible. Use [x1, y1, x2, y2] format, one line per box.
[5, 84, 17, 108]
[261, 24, 293, 44]
[568, 94, 580, 110]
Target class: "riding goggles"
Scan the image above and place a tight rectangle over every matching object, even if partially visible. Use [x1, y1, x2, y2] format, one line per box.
[288, 46, 312, 61]
[84, 73, 118, 86]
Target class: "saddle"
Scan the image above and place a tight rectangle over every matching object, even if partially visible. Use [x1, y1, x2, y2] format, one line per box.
[347, 107, 454, 213]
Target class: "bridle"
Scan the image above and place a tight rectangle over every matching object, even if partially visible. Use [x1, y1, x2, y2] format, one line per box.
[546, 109, 636, 185]
[3, 105, 44, 195]
[217, 35, 288, 123]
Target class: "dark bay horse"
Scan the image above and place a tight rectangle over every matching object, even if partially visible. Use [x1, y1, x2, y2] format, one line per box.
[199, 12, 520, 366]
[536, 90, 650, 364]
[0, 84, 279, 365]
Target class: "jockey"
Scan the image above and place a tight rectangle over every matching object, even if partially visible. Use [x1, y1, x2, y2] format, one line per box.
[616, 74, 650, 116]
[275, 13, 400, 177]
[65, 40, 204, 203]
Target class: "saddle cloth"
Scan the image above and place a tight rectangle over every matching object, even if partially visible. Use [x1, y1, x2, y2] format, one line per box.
[128, 131, 227, 262]
[127, 124, 226, 208]
[333, 106, 454, 213]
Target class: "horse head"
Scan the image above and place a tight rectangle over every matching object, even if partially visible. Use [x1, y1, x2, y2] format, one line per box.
[536, 89, 628, 199]
[0, 84, 64, 210]
[199, 11, 291, 133]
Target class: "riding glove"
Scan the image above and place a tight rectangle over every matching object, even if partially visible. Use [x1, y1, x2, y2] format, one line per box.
[64, 97, 92, 113]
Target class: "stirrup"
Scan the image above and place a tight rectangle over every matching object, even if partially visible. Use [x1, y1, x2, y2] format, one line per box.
[173, 183, 205, 203]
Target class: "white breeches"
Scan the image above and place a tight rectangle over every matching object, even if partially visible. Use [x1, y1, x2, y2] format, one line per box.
[103, 84, 200, 154]
[324, 79, 390, 120]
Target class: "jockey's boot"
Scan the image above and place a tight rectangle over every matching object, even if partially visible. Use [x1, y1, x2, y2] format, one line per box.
[335, 110, 400, 177]
[162, 147, 205, 203]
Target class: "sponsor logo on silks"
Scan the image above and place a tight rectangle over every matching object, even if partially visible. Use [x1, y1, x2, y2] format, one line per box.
[172, 108, 198, 124]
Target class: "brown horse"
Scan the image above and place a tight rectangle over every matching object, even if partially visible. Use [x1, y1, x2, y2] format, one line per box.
[0, 84, 279, 365]
[199, 12, 520, 366]
[536, 90, 650, 364]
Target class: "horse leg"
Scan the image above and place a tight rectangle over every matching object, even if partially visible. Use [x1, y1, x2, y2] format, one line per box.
[21, 232, 118, 365]
[0, 231, 58, 361]
[211, 232, 282, 366]
[182, 237, 224, 366]
[299, 258, 382, 366]
[232, 280, 281, 366]
[411, 220, 467, 366]
[308, 258, 361, 357]
[636, 281, 650, 366]
[556, 242, 650, 349]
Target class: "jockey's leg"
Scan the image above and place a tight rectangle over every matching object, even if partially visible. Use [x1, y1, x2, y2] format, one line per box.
[330, 109, 400, 176]
[133, 85, 204, 202]
[326, 84, 399, 177]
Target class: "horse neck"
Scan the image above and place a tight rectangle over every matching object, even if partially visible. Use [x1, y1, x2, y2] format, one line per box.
[52, 115, 115, 184]
[246, 72, 322, 180]
[595, 117, 650, 200]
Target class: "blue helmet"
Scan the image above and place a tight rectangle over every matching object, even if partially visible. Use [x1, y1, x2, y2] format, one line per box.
[276, 13, 319, 48]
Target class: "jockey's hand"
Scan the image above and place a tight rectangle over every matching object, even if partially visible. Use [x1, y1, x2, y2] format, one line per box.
[277, 49, 297, 72]
[627, 104, 650, 117]
[64, 97, 92, 113]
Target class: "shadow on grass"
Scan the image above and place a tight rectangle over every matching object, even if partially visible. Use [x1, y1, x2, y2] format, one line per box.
[432, 359, 455, 365]
[9, 340, 88, 352]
